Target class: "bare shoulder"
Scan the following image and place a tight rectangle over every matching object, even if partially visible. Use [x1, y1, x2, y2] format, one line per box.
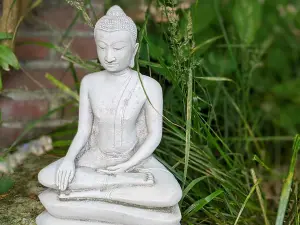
[80, 71, 105, 89]
[140, 74, 162, 93]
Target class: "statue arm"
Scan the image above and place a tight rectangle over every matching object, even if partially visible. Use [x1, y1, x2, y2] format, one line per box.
[127, 78, 163, 166]
[64, 76, 93, 161]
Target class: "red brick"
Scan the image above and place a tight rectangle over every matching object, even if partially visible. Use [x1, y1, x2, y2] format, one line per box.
[38, 5, 93, 31]
[0, 127, 23, 148]
[3, 68, 87, 90]
[0, 126, 54, 148]
[63, 103, 78, 119]
[15, 37, 51, 61]
[71, 37, 98, 59]
[0, 97, 49, 122]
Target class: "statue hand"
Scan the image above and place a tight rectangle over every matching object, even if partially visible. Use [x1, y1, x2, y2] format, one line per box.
[106, 161, 134, 174]
[56, 158, 75, 191]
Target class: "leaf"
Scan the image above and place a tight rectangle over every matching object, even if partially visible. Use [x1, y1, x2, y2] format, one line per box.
[191, 35, 223, 55]
[138, 60, 163, 69]
[234, 179, 261, 225]
[182, 68, 193, 189]
[183, 189, 224, 217]
[276, 134, 300, 225]
[0, 45, 20, 70]
[191, 0, 216, 33]
[0, 177, 14, 194]
[195, 76, 233, 82]
[182, 176, 207, 200]
[0, 32, 13, 40]
[232, 0, 262, 45]
[252, 155, 272, 172]
[45, 73, 79, 101]
[65, 0, 94, 27]
[0, 59, 10, 71]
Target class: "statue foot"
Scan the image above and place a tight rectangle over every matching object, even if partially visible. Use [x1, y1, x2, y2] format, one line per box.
[116, 171, 155, 186]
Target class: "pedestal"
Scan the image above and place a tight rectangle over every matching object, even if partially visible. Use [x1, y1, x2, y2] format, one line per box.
[37, 189, 181, 225]
[36, 212, 120, 225]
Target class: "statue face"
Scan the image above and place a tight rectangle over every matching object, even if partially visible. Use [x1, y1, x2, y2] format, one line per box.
[95, 30, 138, 72]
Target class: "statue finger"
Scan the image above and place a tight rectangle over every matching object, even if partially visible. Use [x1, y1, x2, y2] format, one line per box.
[62, 171, 69, 191]
[60, 171, 66, 190]
[56, 170, 62, 187]
[69, 170, 75, 182]
[63, 172, 70, 191]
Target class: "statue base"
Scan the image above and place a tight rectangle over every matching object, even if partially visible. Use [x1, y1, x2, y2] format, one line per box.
[37, 212, 181, 225]
[37, 212, 120, 225]
[37, 189, 181, 225]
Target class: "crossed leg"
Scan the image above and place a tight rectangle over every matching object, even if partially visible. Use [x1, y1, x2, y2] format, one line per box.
[38, 157, 182, 207]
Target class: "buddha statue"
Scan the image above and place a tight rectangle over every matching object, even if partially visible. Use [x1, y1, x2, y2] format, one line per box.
[36, 5, 182, 225]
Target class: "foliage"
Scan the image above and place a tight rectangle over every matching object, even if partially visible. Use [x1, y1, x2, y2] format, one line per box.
[3, 0, 300, 224]
[0, 33, 20, 91]
[0, 176, 14, 195]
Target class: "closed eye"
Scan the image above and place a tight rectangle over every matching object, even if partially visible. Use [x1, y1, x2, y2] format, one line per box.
[113, 46, 125, 50]
[96, 44, 106, 49]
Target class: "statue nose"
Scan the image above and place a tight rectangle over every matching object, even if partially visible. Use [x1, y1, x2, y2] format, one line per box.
[105, 49, 116, 63]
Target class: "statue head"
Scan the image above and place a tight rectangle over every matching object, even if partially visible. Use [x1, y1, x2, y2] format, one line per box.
[94, 5, 139, 73]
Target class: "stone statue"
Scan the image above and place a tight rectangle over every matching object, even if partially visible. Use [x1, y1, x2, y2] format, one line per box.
[36, 5, 182, 225]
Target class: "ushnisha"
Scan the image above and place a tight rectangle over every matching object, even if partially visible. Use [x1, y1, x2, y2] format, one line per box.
[36, 5, 182, 225]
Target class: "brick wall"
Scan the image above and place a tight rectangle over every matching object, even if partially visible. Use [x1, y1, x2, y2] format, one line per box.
[0, 0, 193, 148]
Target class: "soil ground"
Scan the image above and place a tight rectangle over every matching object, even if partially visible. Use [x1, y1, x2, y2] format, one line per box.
[0, 154, 58, 225]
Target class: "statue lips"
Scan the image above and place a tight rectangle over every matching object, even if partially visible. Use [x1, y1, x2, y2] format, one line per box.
[105, 63, 119, 68]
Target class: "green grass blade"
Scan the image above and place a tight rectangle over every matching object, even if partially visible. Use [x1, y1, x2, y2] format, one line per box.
[183, 189, 224, 218]
[182, 68, 193, 189]
[191, 35, 223, 55]
[182, 176, 207, 200]
[195, 76, 233, 82]
[138, 60, 164, 69]
[65, 0, 94, 27]
[251, 168, 270, 225]
[252, 155, 272, 172]
[276, 134, 300, 225]
[68, 63, 80, 93]
[59, 10, 81, 44]
[45, 73, 79, 101]
[234, 179, 261, 225]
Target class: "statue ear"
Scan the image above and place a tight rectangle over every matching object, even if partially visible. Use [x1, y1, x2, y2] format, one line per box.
[130, 43, 139, 68]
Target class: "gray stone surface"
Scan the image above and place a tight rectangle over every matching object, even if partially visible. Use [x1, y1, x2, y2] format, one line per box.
[37, 212, 120, 225]
[38, 189, 181, 225]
